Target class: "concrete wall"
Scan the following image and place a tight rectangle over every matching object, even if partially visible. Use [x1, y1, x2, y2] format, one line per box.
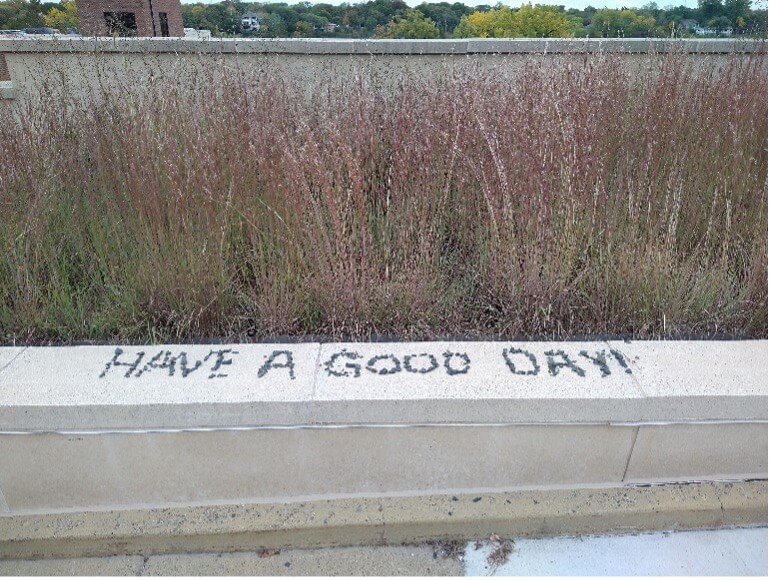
[0, 340, 765, 516]
[0, 38, 765, 111]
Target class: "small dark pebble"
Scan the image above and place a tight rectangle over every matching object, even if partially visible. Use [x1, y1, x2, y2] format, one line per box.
[452, 496, 458, 501]
[473, 497, 482, 503]
[284, 562, 291, 568]
[448, 511, 453, 516]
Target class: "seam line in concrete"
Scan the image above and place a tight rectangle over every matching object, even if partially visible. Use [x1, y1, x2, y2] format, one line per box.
[0, 486, 9, 514]
[3, 479, 764, 518]
[622, 425, 640, 482]
[0, 346, 26, 375]
[604, 340, 648, 398]
[0, 419, 765, 436]
[724, 527, 755, 574]
[625, 477, 768, 487]
[137, 555, 149, 576]
[310, 343, 322, 426]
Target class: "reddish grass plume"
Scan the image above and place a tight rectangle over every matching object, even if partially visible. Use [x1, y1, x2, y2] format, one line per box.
[0, 48, 766, 343]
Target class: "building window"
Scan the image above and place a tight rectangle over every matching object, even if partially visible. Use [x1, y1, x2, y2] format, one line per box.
[104, 12, 137, 36]
[159, 12, 169, 37]
[0, 54, 10, 82]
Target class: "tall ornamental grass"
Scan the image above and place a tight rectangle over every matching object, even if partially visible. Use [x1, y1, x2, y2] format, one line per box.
[0, 50, 766, 343]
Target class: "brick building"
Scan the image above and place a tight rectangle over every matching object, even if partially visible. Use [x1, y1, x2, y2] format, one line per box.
[76, 0, 184, 37]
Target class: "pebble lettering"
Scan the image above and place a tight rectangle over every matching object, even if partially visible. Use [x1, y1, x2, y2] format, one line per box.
[99, 347, 238, 379]
[99, 346, 633, 380]
[322, 350, 470, 378]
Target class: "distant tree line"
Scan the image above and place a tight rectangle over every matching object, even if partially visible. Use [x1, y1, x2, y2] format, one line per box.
[0, 0, 76, 30]
[0, 0, 766, 38]
[180, 0, 767, 38]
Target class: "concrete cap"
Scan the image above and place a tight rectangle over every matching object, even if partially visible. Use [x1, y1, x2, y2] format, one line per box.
[0, 341, 765, 431]
[0, 38, 763, 54]
[0, 344, 318, 430]
[609, 340, 768, 421]
[313, 341, 644, 424]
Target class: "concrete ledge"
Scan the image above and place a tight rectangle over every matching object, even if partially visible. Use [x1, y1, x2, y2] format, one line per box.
[0, 37, 765, 55]
[0, 341, 765, 430]
[0, 341, 766, 515]
[0, 481, 765, 560]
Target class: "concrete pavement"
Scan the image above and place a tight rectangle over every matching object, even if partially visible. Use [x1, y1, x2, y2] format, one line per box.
[0, 528, 766, 576]
[465, 527, 768, 576]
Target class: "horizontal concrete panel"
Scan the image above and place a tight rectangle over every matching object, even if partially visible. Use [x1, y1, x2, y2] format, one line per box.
[0, 344, 318, 429]
[0, 38, 762, 54]
[351, 39, 468, 54]
[1, 402, 315, 432]
[624, 423, 768, 482]
[1, 341, 766, 430]
[462, 37, 762, 54]
[0, 424, 635, 513]
[314, 342, 644, 424]
[140, 546, 462, 576]
[1, 482, 765, 559]
[609, 340, 768, 421]
[0, 556, 144, 575]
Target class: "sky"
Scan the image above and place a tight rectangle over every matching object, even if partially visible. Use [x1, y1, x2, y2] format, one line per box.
[402, 0, 699, 7]
[184, 0, 705, 9]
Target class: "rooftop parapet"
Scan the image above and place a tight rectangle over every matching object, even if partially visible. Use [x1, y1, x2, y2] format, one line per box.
[0, 37, 765, 54]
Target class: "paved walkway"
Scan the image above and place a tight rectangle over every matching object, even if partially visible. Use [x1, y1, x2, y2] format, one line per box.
[0, 527, 766, 576]
[465, 527, 768, 576]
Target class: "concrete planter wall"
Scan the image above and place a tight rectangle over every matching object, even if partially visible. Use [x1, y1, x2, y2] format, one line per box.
[0, 340, 765, 515]
[0, 38, 765, 109]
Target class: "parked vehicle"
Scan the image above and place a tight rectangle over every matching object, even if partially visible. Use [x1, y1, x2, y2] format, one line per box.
[22, 27, 59, 35]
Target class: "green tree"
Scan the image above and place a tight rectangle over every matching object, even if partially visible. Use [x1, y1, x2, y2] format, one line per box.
[742, 8, 767, 36]
[43, 0, 78, 31]
[698, 0, 724, 22]
[181, 3, 206, 29]
[513, 4, 581, 37]
[263, 12, 287, 36]
[293, 19, 312, 35]
[723, 0, 751, 25]
[351, 0, 407, 34]
[707, 15, 732, 30]
[589, 8, 656, 37]
[453, 3, 577, 38]
[310, 3, 338, 20]
[583, 5, 597, 25]
[415, 2, 472, 37]
[451, 15, 479, 37]
[0, 0, 46, 29]
[272, 5, 301, 32]
[198, 3, 240, 35]
[378, 7, 439, 38]
[455, 4, 516, 37]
